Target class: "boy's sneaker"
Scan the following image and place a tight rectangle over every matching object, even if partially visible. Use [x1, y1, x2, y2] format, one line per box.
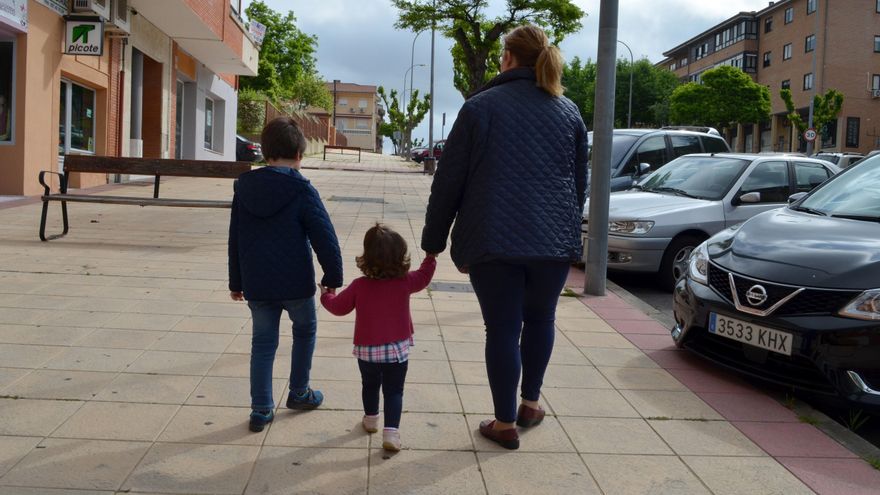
[249, 410, 274, 432]
[286, 388, 324, 410]
[362, 414, 380, 433]
[382, 428, 401, 452]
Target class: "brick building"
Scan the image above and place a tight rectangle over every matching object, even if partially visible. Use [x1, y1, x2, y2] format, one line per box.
[319, 81, 381, 152]
[657, 0, 880, 154]
[0, 0, 258, 196]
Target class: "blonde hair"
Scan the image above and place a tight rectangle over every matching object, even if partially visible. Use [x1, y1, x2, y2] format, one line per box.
[503, 25, 564, 97]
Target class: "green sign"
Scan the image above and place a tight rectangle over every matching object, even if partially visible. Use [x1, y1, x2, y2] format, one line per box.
[64, 18, 103, 56]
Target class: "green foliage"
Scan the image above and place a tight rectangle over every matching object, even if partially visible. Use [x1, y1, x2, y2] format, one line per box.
[670, 65, 770, 130]
[237, 88, 268, 134]
[562, 56, 596, 125]
[780, 88, 844, 146]
[867, 457, 880, 471]
[378, 86, 431, 156]
[839, 409, 870, 433]
[392, 0, 585, 98]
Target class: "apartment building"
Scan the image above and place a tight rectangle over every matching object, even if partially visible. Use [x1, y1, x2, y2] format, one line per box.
[658, 0, 880, 154]
[323, 81, 380, 152]
[0, 0, 258, 196]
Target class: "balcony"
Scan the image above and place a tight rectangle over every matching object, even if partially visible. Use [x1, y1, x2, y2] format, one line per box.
[130, 0, 258, 76]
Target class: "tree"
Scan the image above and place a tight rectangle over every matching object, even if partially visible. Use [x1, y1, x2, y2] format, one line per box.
[392, 0, 585, 98]
[670, 65, 770, 131]
[562, 56, 596, 125]
[377, 86, 431, 157]
[780, 88, 844, 150]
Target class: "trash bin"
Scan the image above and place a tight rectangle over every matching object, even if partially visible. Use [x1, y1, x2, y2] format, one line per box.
[423, 157, 436, 175]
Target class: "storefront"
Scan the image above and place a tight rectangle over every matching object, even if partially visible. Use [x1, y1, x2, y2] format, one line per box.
[0, 0, 25, 156]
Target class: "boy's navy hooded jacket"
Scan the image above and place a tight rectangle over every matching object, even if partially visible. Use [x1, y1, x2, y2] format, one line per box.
[228, 166, 343, 301]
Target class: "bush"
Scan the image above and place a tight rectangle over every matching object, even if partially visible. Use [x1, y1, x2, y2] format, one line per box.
[237, 88, 268, 134]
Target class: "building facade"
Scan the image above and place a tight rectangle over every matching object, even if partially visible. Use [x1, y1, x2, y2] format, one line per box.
[0, 0, 258, 196]
[325, 81, 380, 152]
[658, 0, 880, 154]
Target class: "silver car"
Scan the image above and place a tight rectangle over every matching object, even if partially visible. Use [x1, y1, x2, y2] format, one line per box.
[582, 153, 840, 290]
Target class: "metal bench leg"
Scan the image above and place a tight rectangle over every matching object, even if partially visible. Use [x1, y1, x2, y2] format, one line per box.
[39, 199, 69, 241]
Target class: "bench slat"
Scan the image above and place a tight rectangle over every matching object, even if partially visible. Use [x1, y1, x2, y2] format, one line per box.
[62, 155, 252, 178]
[43, 194, 231, 208]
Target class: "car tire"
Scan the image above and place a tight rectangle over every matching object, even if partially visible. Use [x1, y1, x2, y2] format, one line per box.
[658, 234, 705, 292]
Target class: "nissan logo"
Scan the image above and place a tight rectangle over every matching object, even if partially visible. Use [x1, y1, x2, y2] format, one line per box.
[745, 285, 769, 306]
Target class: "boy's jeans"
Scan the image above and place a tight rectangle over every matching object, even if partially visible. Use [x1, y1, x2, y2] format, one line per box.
[248, 297, 317, 410]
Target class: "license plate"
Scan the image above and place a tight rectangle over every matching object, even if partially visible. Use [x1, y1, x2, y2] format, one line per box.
[708, 313, 792, 356]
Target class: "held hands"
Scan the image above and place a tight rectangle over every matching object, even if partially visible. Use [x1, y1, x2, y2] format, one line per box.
[318, 284, 336, 295]
[229, 291, 244, 301]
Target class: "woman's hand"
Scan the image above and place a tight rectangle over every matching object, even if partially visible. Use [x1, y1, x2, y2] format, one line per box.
[425, 252, 439, 258]
[318, 284, 336, 295]
[230, 291, 244, 301]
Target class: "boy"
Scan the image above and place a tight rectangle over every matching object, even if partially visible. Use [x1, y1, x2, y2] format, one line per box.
[228, 117, 343, 432]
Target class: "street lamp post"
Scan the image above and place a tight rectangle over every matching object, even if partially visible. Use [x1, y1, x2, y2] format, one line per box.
[618, 40, 633, 128]
[406, 30, 424, 112]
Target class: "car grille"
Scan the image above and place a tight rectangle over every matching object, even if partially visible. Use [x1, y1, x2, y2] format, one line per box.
[707, 263, 860, 316]
[685, 330, 838, 395]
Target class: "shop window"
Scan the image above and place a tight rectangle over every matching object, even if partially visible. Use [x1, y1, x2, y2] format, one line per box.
[0, 40, 13, 143]
[846, 117, 860, 148]
[59, 80, 96, 153]
[204, 97, 215, 150]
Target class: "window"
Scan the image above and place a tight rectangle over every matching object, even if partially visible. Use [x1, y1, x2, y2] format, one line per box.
[230, 0, 241, 14]
[877, 0, 880, 13]
[785, 7, 794, 24]
[0, 40, 13, 143]
[338, 97, 348, 106]
[821, 119, 837, 148]
[743, 53, 758, 72]
[781, 79, 791, 89]
[694, 43, 709, 60]
[764, 17, 773, 33]
[804, 73, 814, 90]
[807, 0, 816, 14]
[356, 119, 369, 129]
[873, 74, 880, 90]
[875, 36, 880, 52]
[671, 135, 702, 158]
[783, 43, 792, 60]
[701, 136, 729, 153]
[204, 97, 214, 150]
[680, 57, 688, 66]
[669, 62, 677, 71]
[738, 161, 790, 203]
[805, 34, 815, 52]
[763, 51, 771, 67]
[59, 80, 96, 153]
[794, 162, 831, 192]
[358, 99, 368, 109]
[846, 117, 860, 148]
[623, 136, 667, 175]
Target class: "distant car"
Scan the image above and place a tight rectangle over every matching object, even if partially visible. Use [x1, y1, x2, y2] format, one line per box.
[236, 135, 263, 163]
[410, 147, 427, 163]
[673, 155, 880, 410]
[814, 152, 863, 169]
[586, 129, 730, 196]
[582, 153, 840, 290]
[415, 140, 445, 163]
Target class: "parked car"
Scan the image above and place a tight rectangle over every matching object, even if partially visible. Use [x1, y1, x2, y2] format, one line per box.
[586, 129, 730, 196]
[415, 140, 445, 163]
[410, 147, 427, 163]
[814, 152, 863, 169]
[236, 135, 263, 163]
[582, 153, 840, 290]
[672, 155, 880, 409]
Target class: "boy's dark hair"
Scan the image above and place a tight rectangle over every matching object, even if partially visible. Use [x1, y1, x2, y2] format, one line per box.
[356, 223, 411, 279]
[261, 117, 307, 161]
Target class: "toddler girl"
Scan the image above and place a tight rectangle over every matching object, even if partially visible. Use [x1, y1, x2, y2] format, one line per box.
[320, 223, 436, 451]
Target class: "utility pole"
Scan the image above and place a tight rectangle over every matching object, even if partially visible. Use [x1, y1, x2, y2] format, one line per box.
[805, 0, 820, 155]
[428, 0, 436, 161]
[618, 40, 633, 128]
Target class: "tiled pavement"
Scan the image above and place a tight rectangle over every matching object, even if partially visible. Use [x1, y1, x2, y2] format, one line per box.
[0, 153, 878, 494]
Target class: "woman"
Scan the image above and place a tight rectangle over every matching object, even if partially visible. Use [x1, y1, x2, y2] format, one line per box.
[421, 25, 588, 450]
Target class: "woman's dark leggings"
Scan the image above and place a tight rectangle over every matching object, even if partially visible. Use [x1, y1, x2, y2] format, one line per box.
[358, 359, 408, 428]
[469, 260, 570, 424]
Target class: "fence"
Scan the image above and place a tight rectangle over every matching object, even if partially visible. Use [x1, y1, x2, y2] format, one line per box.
[238, 98, 347, 155]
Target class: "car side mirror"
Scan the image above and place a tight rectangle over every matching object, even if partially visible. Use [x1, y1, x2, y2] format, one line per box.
[787, 192, 808, 204]
[738, 192, 761, 204]
[638, 163, 651, 176]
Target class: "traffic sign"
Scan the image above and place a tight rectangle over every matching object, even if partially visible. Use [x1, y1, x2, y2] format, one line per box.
[804, 128, 818, 142]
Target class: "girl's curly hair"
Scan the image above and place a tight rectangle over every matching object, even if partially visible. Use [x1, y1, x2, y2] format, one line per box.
[356, 223, 411, 279]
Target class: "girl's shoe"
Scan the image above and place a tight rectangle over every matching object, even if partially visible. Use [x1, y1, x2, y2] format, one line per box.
[516, 404, 546, 428]
[478, 419, 519, 450]
[249, 410, 274, 432]
[286, 388, 324, 410]
[382, 429, 401, 452]
[362, 414, 380, 433]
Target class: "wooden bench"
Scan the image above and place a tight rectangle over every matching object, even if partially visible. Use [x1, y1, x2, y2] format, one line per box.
[39, 155, 252, 241]
[323, 145, 361, 162]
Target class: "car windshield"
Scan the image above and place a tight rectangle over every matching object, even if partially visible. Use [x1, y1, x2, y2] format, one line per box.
[797, 158, 880, 220]
[639, 156, 750, 200]
[587, 132, 640, 168]
[815, 153, 839, 164]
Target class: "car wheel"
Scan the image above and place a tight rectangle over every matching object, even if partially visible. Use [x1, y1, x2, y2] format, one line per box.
[658, 234, 704, 292]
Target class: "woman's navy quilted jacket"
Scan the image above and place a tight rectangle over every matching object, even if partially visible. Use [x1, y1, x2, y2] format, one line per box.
[228, 167, 343, 301]
[421, 68, 589, 268]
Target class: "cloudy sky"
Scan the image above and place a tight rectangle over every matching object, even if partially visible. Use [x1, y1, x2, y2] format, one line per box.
[243, 0, 774, 152]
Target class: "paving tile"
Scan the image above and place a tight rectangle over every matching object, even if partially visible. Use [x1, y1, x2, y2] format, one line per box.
[734, 421, 858, 458]
[0, 324, 92, 346]
[0, 435, 42, 477]
[0, 488, 112, 495]
[408, 339, 447, 361]
[123, 443, 261, 494]
[149, 331, 235, 354]
[172, 316, 248, 334]
[548, 343, 591, 365]
[455, 384, 496, 414]
[625, 333, 679, 350]
[543, 388, 639, 418]
[0, 398, 83, 436]
[557, 318, 614, 333]
[644, 348, 706, 369]
[479, 452, 600, 495]
[207, 353, 287, 378]
[310, 356, 360, 381]
[158, 405, 266, 445]
[697, 392, 799, 422]
[0, 438, 150, 491]
[404, 383, 463, 413]
[559, 417, 671, 454]
[598, 366, 687, 391]
[51, 401, 179, 441]
[186, 376, 286, 408]
[407, 359, 454, 384]
[444, 341, 485, 362]
[620, 390, 723, 420]
[368, 449, 484, 495]
[683, 456, 814, 495]
[582, 454, 710, 495]
[0, 367, 30, 390]
[590, 306, 656, 321]
[649, 419, 765, 456]
[666, 367, 758, 394]
[40, 310, 121, 329]
[777, 457, 880, 495]
[314, 337, 357, 358]
[42, 347, 143, 373]
[0, 343, 65, 369]
[190, 302, 251, 318]
[440, 325, 486, 342]
[435, 311, 484, 327]
[450, 361, 489, 385]
[580, 348, 660, 368]
[315, 379, 366, 411]
[543, 363, 614, 389]
[103, 313, 182, 331]
[93, 373, 202, 404]
[264, 409, 368, 448]
[245, 447, 368, 495]
[606, 319, 672, 335]
[567, 332, 635, 349]
[124, 350, 219, 375]
[3, 369, 117, 400]
[127, 299, 199, 315]
[467, 415, 576, 453]
[392, 412, 472, 451]
[73, 328, 163, 350]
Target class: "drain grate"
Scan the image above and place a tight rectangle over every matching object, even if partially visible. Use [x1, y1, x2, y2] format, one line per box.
[328, 196, 386, 204]
[429, 281, 474, 293]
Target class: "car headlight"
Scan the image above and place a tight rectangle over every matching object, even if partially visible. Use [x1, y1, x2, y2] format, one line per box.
[609, 220, 654, 235]
[688, 241, 709, 286]
[839, 289, 880, 321]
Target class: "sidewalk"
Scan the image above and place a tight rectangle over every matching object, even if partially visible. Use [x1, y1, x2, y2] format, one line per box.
[0, 157, 878, 494]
